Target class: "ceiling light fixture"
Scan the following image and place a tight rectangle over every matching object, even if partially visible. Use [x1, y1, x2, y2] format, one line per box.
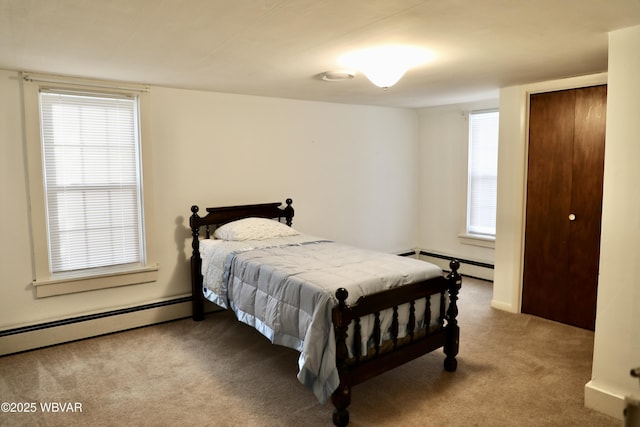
[338, 45, 435, 89]
[321, 70, 356, 82]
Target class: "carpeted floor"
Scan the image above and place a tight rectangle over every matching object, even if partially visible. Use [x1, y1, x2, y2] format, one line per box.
[0, 277, 619, 426]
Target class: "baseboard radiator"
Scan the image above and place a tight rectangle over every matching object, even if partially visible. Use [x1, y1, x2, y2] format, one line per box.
[418, 251, 494, 281]
[0, 296, 193, 356]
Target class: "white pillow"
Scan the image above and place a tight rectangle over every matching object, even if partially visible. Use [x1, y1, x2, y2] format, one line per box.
[213, 217, 299, 241]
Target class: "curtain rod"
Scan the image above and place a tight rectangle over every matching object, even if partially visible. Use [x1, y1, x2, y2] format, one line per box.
[21, 72, 150, 93]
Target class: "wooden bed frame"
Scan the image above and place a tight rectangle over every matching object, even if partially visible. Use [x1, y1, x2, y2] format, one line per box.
[190, 199, 461, 427]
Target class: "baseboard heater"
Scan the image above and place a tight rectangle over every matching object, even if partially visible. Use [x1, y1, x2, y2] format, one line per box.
[397, 250, 418, 257]
[0, 296, 194, 356]
[419, 251, 494, 270]
[0, 296, 192, 338]
[418, 251, 494, 281]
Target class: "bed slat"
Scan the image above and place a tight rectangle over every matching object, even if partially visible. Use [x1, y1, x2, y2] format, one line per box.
[391, 306, 399, 349]
[407, 300, 416, 342]
[373, 312, 381, 356]
[353, 318, 362, 362]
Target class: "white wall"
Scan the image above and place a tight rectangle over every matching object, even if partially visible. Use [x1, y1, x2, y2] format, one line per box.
[416, 100, 498, 275]
[150, 87, 420, 254]
[0, 70, 419, 338]
[586, 25, 640, 419]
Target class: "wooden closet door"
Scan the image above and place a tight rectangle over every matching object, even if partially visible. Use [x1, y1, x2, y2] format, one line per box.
[564, 86, 607, 328]
[522, 85, 606, 330]
[522, 89, 576, 325]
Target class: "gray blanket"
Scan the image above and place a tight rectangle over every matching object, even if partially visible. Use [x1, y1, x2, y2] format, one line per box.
[221, 240, 443, 403]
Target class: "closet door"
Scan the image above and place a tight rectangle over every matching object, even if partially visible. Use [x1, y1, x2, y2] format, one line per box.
[522, 85, 607, 330]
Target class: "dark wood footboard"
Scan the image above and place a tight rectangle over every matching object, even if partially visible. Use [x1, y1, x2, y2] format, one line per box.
[331, 260, 461, 427]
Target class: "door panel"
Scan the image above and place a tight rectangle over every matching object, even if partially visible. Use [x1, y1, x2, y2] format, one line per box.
[565, 85, 607, 329]
[522, 85, 606, 330]
[522, 90, 575, 322]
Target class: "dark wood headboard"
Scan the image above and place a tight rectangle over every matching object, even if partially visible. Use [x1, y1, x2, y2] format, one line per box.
[190, 198, 294, 238]
[189, 198, 294, 320]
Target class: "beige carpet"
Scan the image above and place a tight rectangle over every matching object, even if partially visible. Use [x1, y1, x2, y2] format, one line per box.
[0, 278, 618, 426]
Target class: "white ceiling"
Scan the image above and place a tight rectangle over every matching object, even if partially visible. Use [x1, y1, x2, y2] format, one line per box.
[2, 0, 640, 108]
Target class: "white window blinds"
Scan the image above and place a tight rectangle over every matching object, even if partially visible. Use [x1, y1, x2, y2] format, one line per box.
[39, 90, 144, 274]
[467, 110, 499, 237]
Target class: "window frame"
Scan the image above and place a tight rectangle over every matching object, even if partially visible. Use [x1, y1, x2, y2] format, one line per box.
[460, 108, 499, 248]
[22, 73, 158, 298]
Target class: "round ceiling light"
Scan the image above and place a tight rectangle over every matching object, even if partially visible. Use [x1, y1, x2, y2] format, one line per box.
[338, 45, 435, 88]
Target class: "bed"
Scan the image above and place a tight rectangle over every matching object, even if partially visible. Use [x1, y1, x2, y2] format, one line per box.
[189, 199, 461, 426]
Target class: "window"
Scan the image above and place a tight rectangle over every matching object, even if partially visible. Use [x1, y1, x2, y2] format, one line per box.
[23, 74, 157, 297]
[40, 91, 144, 273]
[466, 110, 499, 239]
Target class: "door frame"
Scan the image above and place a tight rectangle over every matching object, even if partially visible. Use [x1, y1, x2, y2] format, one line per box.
[491, 73, 608, 314]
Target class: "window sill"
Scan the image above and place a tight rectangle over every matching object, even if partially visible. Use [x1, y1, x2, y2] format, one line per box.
[32, 264, 159, 298]
[458, 233, 495, 249]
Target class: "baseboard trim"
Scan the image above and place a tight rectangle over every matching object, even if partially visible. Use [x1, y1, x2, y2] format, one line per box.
[418, 251, 494, 281]
[0, 296, 193, 356]
[585, 380, 625, 420]
[490, 299, 518, 313]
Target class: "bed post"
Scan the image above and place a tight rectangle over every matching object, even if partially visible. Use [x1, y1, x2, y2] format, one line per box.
[444, 259, 461, 371]
[284, 198, 294, 226]
[332, 287, 351, 427]
[190, 205, 205, 321]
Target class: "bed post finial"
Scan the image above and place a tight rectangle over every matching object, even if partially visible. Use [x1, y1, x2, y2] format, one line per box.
[336, 287, 348, 303]
[449, 259, 460, 274]
[284, 198, 294, 227]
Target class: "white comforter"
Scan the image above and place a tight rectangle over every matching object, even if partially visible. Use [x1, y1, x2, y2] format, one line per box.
[199, 235, 443, 403]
